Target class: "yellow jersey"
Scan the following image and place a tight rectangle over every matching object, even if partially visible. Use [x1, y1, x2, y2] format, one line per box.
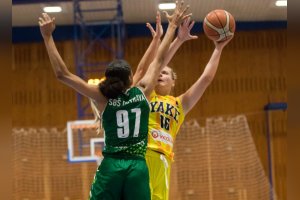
[147, 91, 185, 160]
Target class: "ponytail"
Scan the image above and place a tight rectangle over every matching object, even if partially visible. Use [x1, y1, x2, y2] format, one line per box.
[99, 77, 125, 99]
[99, 59, 132, 99]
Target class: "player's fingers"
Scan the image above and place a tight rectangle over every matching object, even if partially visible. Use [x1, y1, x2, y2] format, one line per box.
[175, 1, 179, 10]
[188, 20, 195, 30]
[146, 23, 155, 35]
[163, 11, 171, 20]
[179, 0, 184, 11]
[43, 13, 51, 21]
[39, 17, 45, 24]
[156, 11, 161, 23]
[181, 5, 190, 15]
[185, 17, 191, 26]
[182, 13, 192, 21]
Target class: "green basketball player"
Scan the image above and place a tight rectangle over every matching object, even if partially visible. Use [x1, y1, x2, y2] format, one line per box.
[39, 1, 191, 199]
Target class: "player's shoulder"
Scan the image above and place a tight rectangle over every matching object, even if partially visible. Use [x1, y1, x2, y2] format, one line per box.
[131, 86, 149, 96]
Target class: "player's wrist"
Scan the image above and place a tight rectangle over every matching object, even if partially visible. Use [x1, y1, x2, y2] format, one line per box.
[153, 34, 161, 40]
[168, 23, 177, 29]
[177, 36, 186, 43]
[215, 46, 223, 52]
[174, 37, 185, 45]
[42, 34, 52, 41]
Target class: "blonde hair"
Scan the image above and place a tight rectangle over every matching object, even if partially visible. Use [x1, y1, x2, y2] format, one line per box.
[171, 70, 177, 80]
[89, 77, 106, 135]
[165, 66, 177, 80]
[90, 98, 102, 135]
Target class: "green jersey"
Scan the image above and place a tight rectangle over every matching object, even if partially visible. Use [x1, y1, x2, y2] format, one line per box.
[102, 87, 150, 158]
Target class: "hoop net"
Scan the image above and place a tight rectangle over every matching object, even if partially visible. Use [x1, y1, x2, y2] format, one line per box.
[13, 114, 278, 199]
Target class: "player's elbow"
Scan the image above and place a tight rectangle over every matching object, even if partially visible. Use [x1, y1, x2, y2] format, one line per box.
[55, 70, 69, 82]
[55, 71, 65, 80]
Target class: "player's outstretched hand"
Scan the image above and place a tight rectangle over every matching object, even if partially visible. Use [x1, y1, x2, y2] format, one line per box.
[214, 35, 234, 50]
[177, 17, 198, 42]
[39, 13, 56, 39]
[146, 11, 163, 39]
[163, 0, 192, 27]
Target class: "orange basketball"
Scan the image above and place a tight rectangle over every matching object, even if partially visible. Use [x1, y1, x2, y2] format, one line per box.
[203, 9, 236, 42]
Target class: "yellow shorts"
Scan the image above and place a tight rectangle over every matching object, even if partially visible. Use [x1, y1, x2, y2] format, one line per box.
[145, 149, 171, 200]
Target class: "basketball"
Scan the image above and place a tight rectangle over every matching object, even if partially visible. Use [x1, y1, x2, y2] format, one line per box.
[203, 9, 236, 42]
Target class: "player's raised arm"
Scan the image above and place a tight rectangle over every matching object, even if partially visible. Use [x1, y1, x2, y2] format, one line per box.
[132, 11, 163, 86]
[138, 1, 192, 98]
[163, 17, 198, 67]
[39, 13, 106, 105]
[179, 37, 233, 114]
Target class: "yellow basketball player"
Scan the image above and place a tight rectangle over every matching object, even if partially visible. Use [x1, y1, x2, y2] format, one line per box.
[139, 16, 234, 200]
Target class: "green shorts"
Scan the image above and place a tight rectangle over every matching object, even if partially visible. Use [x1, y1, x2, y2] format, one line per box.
[89, 156, 150, 200]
